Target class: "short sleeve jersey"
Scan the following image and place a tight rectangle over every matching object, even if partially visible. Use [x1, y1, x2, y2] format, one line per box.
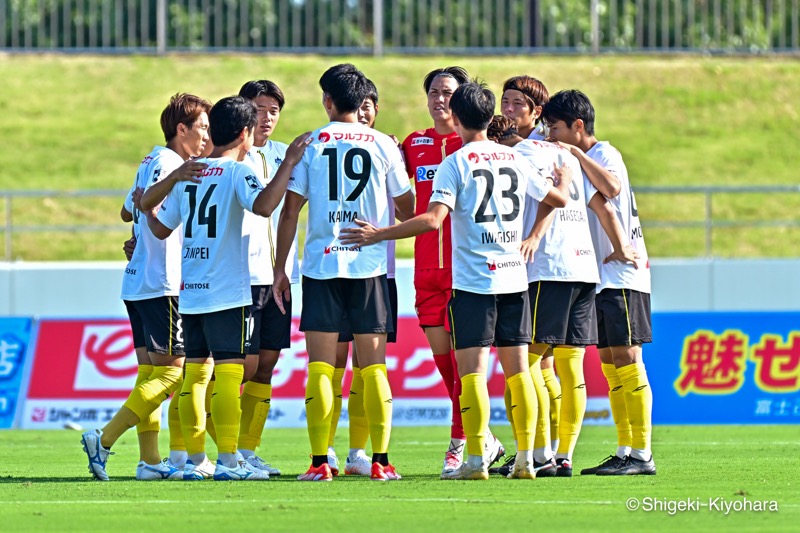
[157, 156, 261, 314]
[288, 121, 411, 280]
[243, 140, 300, 286]
[587, 142, 651, 294]
[120, 146, 184, 301]
[401, 128, 462, 270]
[431, 140, 551, 295]
[516, 140, 601, 284]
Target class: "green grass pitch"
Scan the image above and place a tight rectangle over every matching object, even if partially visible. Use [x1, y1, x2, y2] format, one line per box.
[1, 425, 797, 532]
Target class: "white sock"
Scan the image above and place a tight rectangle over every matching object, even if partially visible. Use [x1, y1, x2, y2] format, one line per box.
[515, 450, 533, 465]
[218, 452, 238, 468]
[555, 452, 571, 461]
[533, 447, 552, 463]
[328, 446, 337, 457]
[448, 438, 466, 455]
[617, 445, 631, 459]
[631, 448, 650, 461]
[169, 450, 188, 467]
[239, 448, 255, 459]
[348, 448, 366, 461]
[188, 452, 207, 465]
[466, 454, 485, 469]
[551, 439, 559, 453]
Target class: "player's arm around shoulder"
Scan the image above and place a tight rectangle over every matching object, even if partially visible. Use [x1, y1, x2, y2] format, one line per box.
[251, 132, 312, 217]
[559, 141, 621, 199]
[147, 182, 184, 241]
[539, 161, 573, 208]
[588, 190, 638, 268]
[140, 159, 208, 212]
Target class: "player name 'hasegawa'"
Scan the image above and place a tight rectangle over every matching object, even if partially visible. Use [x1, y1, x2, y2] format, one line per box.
[481, 230, 519, 244]
[558, 209, 587, 222]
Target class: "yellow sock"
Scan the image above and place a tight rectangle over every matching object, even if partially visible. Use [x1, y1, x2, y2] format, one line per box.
[133, 364, 159, 463]
[506, 372, 536, 451]
[553, 347, 586, 456]
[328, 367, 346, 448]
[617, 363, 653, 455]
[503, 384, 517, 444]
[348, 367, 369, 450]
[528, 352, 550, 450]
[211, 364, 244, 455]
[602, 363, 632, 450]
[362, 364, 392, 454]
[541, 366, 561, 447]
[168, 377, 185, 452]
[238, 381, 271, 452]
[205, 379, 217, 444]
[306, 361, 335, 457]
[180, 363, 212, 456]
[123, 366, 182, 422]
[459, 373, 489, 457]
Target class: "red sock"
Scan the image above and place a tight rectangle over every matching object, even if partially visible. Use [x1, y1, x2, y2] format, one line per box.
[433, 353, 455, 399]
[450, 350, 465, 440]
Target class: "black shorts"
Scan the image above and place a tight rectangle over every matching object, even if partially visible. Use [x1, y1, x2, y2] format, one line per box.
[301, 275, 393, 335]
[183, 306, 251, 360]
[529, 281, 598, 346]
[125, 296, 185, 356]
[124, 300, 146, 349]
[248, 285, 292, 354]
[338, 277, 398, 343]
[596, 288, 652, 348]
[447, 289, 531, 350]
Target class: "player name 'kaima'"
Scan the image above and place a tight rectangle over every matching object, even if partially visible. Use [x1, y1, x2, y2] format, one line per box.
[329, 210, 359, 224]
[481, 230, 519, 244]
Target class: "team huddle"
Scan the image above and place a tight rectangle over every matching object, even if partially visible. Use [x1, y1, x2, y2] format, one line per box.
[80, 62, 655, 482]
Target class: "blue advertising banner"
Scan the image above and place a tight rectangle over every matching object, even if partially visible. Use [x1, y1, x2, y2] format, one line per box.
[0, 318, 33, 429]
[650, 312, 800, 424]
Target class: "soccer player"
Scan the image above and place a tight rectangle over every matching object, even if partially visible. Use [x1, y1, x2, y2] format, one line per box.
[401, 66, 505, 475]
[501, 75, 550, 141]
[494, 114, 636, 478]
[500, 76, 561, 467]
[81, 93, 211, 481]
[145, 95, 311, 481]
[272, 64, 414, 482]
[235, 79, 299, 476]
[342, 81, 573, 480]
[543, 90, 655, 476]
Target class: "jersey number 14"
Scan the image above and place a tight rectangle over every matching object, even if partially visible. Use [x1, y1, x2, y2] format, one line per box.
[184, 184, 218, 238]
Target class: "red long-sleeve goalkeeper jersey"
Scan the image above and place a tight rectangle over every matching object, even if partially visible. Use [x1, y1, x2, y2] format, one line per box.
[401, 128, 462, 270]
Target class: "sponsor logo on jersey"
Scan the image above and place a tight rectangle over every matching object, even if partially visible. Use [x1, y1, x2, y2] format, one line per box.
[151, 169, 162, 183]
[415, 164, 439, 182]
[124, 267, 137, 275]
[323, 245, 362, 254]
[181, 281, 210, 290]
[468, 153, 480, 164]
[574, 248, 595, 257]
[318, 131, 375, 143]
[318, 132, 331, 142]
[275, 157, 283, 165]
[411, 136, 434, 146]
[141, 155, 154, 165]
[486, 258, 523, 271]
[244, 174, 262, 190]
[202, 167, 223, 177]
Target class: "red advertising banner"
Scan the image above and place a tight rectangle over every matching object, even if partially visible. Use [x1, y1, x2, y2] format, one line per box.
[21, 317, 611, 429]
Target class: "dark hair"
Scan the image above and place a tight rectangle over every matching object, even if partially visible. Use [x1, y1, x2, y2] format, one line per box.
[423, 66, 470, 94]
[319, 63, 370, 114]
[160, 93, 212, 143]
[502, 76, 550, 125]
[542, 89, 596, 135]
[449, 81, 495, 131]
[208, 96, 258, 147]
[238, 80, 286, 110]
[364, 78, 378, 105]
[487, 115, 519, 143]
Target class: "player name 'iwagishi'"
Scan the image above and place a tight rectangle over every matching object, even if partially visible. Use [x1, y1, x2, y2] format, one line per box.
[481, 230, 519, 244]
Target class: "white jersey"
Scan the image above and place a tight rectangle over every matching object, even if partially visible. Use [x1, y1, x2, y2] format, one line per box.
[516, 140, 601, 284]
[157, 156, 261, 314]
[528, 123, 548, 141]
[288, 121, 411, 280]
[431, 140, 551, 295]
[587, 142, 651, 293]
[120, 146, 184, 301]
[386, 193, 396, 279]
[243, 140, 300, 285]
